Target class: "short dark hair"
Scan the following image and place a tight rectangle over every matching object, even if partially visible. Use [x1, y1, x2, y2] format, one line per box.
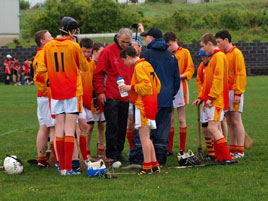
[34, 30, 48, 47]
[79, 38, 93, 49]
[163, 32, 177, 43]
[200, 33, 217, 46]
[92, 43, 104, 52]
[215, 30, 232, 43]
[120, 46, 137, 59]
[80, 38, 94, 49]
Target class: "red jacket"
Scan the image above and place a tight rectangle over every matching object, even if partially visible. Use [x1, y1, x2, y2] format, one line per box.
[93, 43, 134, 102]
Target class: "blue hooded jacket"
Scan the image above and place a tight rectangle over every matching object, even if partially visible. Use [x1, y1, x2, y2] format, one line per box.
[141, 38, 180, 107]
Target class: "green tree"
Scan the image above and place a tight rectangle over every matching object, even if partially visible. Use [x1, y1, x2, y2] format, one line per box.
[20, 0, 30, 10]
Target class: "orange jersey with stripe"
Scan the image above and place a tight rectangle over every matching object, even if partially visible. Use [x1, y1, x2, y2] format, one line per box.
[81, 58, 95, 110]
[196, 62, 207, 99]
[225, 46, 247, 94]
[202, 49, 229, 110]
[173, 47, 194, 103]
[33, 48, 48, 97]
[129, 59, 161, 120]
[41, 37, 89, 100]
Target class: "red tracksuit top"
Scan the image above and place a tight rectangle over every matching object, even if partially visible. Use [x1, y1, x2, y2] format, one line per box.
[93, 43, 134, 102]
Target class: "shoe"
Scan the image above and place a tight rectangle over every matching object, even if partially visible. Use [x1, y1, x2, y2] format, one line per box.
[137, 168, 152, 176]
[152, 166, 161, 174]
[61, 169, 81, 176]
[37, 162, 48, 168]
[204, 154, 216, 161]
[167, 151, 173, 156]
[220, 160, 238, 165]
[179, 150, 185, 155]
[121, 164, 142, 170]
[55, 162, 60, 172]
[232, 153, 244, 159]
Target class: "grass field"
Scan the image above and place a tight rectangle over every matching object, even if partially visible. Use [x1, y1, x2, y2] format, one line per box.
[0, 76, 267, 201]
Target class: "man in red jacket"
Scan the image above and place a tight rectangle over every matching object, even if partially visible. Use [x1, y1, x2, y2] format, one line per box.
[93, 28, 133, 162]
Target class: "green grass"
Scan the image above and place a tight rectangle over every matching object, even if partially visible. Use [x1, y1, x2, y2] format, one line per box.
[0, 76, 268, 201]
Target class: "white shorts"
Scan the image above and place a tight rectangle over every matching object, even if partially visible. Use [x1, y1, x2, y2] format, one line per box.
[200, 102, 207, 123]
[134, 107, 156, 129]
[173, 81, 189, 108]
[227, 90, 244, 112]
[78, 106, 105, 122]
[204, 106, 224, 122]
[37, 97, 56, 127]
[128, 102, 134, 115]
[51, 96, 82, 115]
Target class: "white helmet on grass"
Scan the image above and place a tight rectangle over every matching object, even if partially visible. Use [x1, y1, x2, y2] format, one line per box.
[3, 155, 24, 174]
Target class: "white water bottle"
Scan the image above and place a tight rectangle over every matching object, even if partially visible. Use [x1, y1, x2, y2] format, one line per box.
[117, 76, 128, 97]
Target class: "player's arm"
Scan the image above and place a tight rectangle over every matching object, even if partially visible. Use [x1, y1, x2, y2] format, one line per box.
[131, 65, 153, 96]
[196, 63, 204, 99]
[183, 50, 195, 81]
[234, 51, 247, 95]
[208, 55, 224, 100]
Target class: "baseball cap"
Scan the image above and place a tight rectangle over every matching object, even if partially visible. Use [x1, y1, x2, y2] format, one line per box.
[6, 54, 12, 59]
[140, 28, 162, 39]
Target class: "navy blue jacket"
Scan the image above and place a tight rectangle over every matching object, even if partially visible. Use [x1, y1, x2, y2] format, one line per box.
[141, 39, 180, 107]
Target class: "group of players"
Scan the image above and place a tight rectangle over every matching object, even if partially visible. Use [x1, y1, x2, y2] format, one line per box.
[32, 16, 247, 176]
[3, 55, 32, 85]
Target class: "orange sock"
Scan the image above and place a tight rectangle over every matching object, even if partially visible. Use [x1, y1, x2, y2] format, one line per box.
[37, 156, 47, 165]
[236, 145, 244, 154]
[179, 127, 187, 152]
[126, 128, 134, 150]
[168, 127, 175, 153]
[152, 161, 159, 168]
[216, 138, 232, 161]
[64, 136, 75, 172]
[50, 141, 57, 163]
[229, 144, 236, 154]
[205, 137, 215, 157]
[143, 162, 152, 170]
[214, 141, 223, 161]
[56, 137, 64, 170]
[79, 135, 88, 160]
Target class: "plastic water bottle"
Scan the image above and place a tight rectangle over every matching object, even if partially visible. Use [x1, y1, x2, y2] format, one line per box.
[117, 76, 128, 97]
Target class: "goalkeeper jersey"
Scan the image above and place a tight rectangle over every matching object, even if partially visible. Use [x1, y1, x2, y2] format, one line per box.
[129, 59, 161, 120]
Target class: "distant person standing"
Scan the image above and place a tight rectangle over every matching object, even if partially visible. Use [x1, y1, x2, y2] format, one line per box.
[93, 28, 133, 162]
[215, 30, 247, 159]
[139, 24, 180, 165]
[3, 54, 12, 85]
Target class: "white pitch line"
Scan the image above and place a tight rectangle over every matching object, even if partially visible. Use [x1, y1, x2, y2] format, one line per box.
[0, 126, 37, 136]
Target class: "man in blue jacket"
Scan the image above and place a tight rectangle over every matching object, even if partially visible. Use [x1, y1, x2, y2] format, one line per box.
[138, 25, 180, 165]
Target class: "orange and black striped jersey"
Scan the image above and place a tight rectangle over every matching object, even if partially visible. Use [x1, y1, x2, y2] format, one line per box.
[196, 62, 207, 99]
[202, 49, 229, 110]
[33, 48, 48, 97]
[129, 59, 161, 120]
[39, 37, 89, 100]
[225, 46, 247, 94]
[173, 46, 195, 80]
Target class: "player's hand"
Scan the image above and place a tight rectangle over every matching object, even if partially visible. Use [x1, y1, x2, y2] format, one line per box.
[138, 23, 144, 33]
[192, 99, 202, 106]
[119, 85, 131, 92]
[180, 74, 187, 79]
[233, 94, 241, 104]
[97, 93, 106, 105]
[206, 99, 212, 107]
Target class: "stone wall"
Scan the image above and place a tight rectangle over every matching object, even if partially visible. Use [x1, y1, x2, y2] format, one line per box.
[1, 40, 268, 82]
